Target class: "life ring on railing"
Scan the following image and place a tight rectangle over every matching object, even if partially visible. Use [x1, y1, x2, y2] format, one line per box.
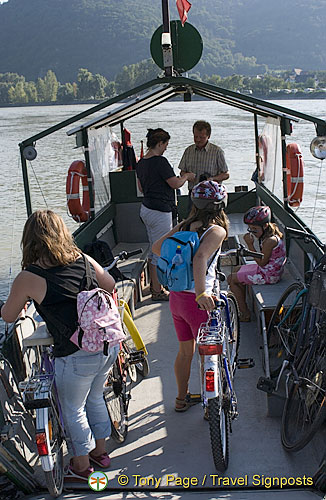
[66, 160, 90, 222]
[286, 143, 304, 207]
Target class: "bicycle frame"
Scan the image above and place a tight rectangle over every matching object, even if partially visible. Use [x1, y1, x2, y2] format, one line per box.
[197, 294, 236, 411]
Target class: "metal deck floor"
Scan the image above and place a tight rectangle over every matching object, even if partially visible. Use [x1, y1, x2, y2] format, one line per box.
[26, 292, 324, 499]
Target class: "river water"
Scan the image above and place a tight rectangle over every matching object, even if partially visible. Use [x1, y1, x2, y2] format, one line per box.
[0, 99, 325, 303]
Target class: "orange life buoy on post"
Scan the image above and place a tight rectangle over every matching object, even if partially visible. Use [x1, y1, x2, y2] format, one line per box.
[286, 143, 304, 207]
[66, 160, 90, 222]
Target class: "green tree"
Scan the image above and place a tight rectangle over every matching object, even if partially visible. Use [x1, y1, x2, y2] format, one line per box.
[8, 81, 28, 103]
[221, 74, 244, 90]
[0, 82, 10, 103]
[91, 73, 108, 99]
[115, 59, 160, 94]
[77, 68, 94, 99]
[36, 77, 47, 102]
[43, 70, 59, 101]
[105, 81, 116, 98]
[57, 82, 75, 102]
[25, 81, 38, 102]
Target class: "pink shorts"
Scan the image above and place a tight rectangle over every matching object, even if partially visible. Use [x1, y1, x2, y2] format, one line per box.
[169, 291, 209, 342]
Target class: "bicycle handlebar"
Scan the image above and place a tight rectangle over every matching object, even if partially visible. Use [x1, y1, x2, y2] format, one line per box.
[104, 248, 143, 271]
[286, 227, 325, 250]
[220, 245, 264, 260]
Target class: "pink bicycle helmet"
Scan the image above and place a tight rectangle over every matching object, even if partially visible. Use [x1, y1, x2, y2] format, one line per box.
[243, 206, 271, 226]
[191, 180, 228, 209]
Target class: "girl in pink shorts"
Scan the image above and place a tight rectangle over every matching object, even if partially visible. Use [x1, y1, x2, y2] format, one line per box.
[227, 205, 286, 322]
[153, 181, 229, 412]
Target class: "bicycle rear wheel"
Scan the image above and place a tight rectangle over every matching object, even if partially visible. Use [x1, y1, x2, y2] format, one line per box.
[267, 282, 305, 377]
[208, 396, 229, 472]
[36, 403, 64, 497]
[226, 292, 240, 371]
[281, 335, 326, 452]
[104, 358, 129, 443]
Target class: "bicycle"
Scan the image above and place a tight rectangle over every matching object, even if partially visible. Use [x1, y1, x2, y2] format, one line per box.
[196, 244, 262, 471]
[19, 318, 138, 496]
[104, 249, 150, 382]
[260, 227, 326, 452]
[19, 322, 65, 497]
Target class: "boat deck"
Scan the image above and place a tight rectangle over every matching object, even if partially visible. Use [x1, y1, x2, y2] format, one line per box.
[25, 287, 324, 499]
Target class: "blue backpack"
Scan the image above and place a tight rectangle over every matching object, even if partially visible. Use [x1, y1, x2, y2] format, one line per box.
[157, 231, 200, 292]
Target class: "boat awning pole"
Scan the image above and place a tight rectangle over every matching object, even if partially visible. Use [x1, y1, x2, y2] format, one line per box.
[254, 114, 260, 171]
[82, 129, 95, 220]
[19, 145, 32, 217]
[281, 118, 290, 209]
[161, 0, 173, 77]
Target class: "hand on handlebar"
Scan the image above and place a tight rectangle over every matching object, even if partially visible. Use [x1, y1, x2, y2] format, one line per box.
[196, 293, 216, 312]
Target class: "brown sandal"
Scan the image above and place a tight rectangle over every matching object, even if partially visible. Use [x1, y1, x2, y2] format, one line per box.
[175, 397, 190, 412]
[151, 289, 169, 301]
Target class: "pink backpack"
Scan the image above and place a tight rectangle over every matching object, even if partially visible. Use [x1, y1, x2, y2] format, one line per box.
[70, 287, 125, 354]
[27, 255, 125, 356]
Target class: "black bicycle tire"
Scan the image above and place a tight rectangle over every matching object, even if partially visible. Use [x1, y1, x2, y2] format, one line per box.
[104, 389, 128, 443]
[38, 404, 64, 497]
[281, 336, 326, 452]
[135, 355, 150, 378]
[104, 357, 129, 443]
[267, 282, 305, 377]
[208, 396, 229, 472]
[226, 292, 240, 372]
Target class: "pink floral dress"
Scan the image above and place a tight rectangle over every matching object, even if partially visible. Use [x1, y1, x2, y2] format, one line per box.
[237, 236, 286, 285]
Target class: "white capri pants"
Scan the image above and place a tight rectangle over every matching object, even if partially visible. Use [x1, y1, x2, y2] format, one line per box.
[140, 205, 173, 265]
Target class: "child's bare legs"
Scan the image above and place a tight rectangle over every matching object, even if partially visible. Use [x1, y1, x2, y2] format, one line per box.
[174, 339, 196, 407]
[227, 270, 250, 318]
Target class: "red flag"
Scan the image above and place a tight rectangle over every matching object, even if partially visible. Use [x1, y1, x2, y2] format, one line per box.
[176, 0, 191, 26]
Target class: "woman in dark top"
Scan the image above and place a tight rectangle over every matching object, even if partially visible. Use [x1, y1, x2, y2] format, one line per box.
[136, 128, 195, 301]
[0, 210, 117, 483]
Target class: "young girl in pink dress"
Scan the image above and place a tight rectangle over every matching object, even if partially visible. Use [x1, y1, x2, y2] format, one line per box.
[228, 206, 286, 322]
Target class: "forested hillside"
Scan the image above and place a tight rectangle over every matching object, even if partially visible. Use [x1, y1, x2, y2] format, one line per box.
[0, 0, 325, 83]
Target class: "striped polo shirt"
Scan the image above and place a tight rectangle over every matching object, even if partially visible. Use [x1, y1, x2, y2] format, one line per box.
[178, 141, 228, 190]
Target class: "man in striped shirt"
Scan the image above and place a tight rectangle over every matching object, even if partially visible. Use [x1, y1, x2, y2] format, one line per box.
[178, 120, 229, 192]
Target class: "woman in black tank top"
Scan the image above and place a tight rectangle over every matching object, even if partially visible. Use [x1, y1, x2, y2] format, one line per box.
[1, 210, 117, 482]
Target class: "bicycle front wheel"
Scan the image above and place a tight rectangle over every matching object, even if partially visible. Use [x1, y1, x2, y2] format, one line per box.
[104, 389, 128, 443]
[226, 292, 240, 371]
[104, 360, 129, 443]
[36, 404, 64, 497]
[208, 397, 229, 472]
[281, 336, 326, 452]
[267, 282, 305, 377]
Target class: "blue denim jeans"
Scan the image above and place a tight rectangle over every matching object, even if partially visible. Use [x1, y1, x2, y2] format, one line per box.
[55, 346, 118, 457]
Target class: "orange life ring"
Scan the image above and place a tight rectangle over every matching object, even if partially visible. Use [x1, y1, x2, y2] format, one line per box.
[286, 143, 304, 207]
[66, 160, 90, 222]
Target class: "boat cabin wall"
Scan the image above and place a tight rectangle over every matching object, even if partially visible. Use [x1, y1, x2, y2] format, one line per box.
[74, 170, 257, 250]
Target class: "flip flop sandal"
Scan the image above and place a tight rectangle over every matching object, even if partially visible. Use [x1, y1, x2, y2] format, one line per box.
[175, 397, 190, 412]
